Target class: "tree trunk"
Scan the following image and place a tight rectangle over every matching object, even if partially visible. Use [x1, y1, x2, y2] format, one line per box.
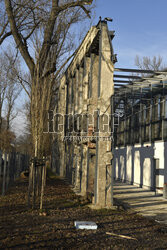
[40, 164, 46, 210]
[6, 109, 11, 130]
[0, 104, 2, 133]
[30, 65, 53, 158]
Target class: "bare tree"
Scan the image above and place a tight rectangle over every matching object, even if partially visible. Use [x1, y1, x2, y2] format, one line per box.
[15, 133, 32, 154]
[0, 79, 7, 133]
[135, 55, 164, 71]
[0, 52, 10, 132]
[5, 83, 21, 130]
[0, 0, 12, 45]
[0, 48, 22, 131]
[3, 0, 94, 158]
[0, 0, 51, 45]
[0, 127, 15, 151]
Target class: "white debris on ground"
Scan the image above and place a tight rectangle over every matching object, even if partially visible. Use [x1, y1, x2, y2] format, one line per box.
[74, 221, 98, 230]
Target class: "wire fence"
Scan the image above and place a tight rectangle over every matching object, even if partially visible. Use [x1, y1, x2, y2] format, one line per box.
[0, 150, 29, 195]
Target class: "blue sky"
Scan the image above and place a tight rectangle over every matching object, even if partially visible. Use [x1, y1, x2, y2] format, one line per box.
[93, 0, 167, 68]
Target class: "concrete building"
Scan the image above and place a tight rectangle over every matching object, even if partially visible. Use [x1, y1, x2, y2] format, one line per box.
[113, 68, 167, 192]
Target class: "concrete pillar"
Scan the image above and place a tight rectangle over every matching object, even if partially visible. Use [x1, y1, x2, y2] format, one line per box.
[83, 56, 91, 111]
[59, 84, 66, 177]
[80, 145, 88, 196]
[73, 146, 81, 192]
[68, 79, 72, 114]
[54, 77, 67, 177]
[66, 143, 74, 182]
[75, 70, 79, 114]
[78, 67, 84, 113]
[85, 54, 99, 202]
[89, 53, 98, 101]
[94, 22, 114, 208]
[87, 148, 96, 195]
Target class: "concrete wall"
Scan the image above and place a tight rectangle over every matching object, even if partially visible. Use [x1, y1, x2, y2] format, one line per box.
[114, 141, 166, 190]
[52, 21, 115, 208]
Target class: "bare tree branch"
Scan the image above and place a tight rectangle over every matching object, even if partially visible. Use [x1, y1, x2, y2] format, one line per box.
[0, 20, 9, 37]
[5, 0, 35, 75]
[135, 55, 164, 73]
[3, 0, 94, 158]
[24, 21, 40, 41]
[53, 50, 76, 80]
[39, 0, 92, 72]
[0, 31, 12, 45]
[16, 74, 30, 98]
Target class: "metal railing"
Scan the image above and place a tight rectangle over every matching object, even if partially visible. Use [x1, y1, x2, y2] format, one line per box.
[0, 150, 29, 195]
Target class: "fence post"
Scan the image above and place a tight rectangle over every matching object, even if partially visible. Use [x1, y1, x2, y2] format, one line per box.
[0, 151, 30, 196]
[2, 153, 7, 196]
[10, 152, 15, 183]
[36, 166, 40, 196]
[13, 152, 16, 181]
[6, 153, 10, 190]
[15, 153, 19, 179]
[28, 161, 33, 207]
[40, 165, 46, 210]
[32, 160, 36, 209]
[0, 150, 2, 185]
[18, 154, 22, 177]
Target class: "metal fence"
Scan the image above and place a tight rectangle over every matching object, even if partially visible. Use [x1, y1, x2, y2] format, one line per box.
[0, 150, 29, 195]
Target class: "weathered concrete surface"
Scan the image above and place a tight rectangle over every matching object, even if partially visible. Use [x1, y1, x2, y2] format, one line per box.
[53, 20, 115, 208]
[114, 181, 167, 224]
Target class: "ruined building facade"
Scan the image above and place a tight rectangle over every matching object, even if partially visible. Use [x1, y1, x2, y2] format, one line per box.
[52, 20, 167, 206]
[52, 20, 115, 208]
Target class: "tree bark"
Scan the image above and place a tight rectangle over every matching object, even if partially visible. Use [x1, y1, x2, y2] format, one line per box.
[30, 64, 53, 157]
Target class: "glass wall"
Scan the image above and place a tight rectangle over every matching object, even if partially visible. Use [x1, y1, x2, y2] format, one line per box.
[114, 94, 167, 147]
